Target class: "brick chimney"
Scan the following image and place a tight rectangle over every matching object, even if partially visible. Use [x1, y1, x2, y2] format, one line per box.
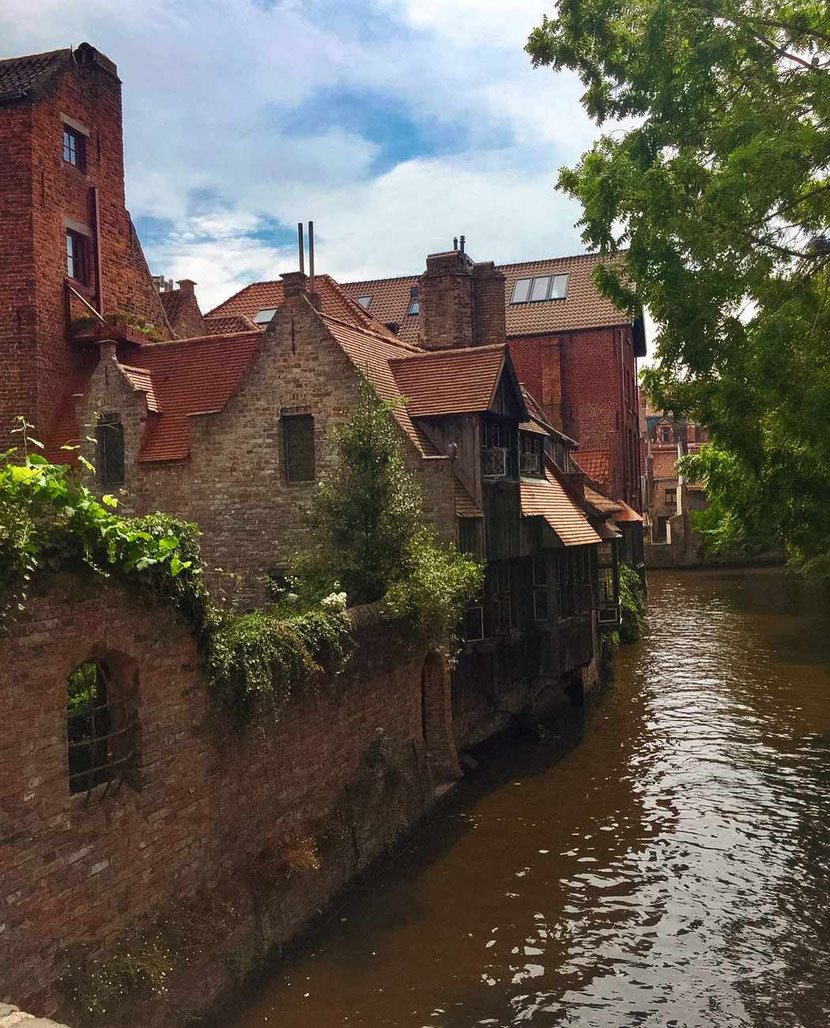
[418, 249, 507, 351]
[176, 278, 196, 295]
[280, 271, 309, 299]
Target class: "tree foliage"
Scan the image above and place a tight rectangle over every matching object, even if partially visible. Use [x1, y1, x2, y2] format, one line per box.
[527, 0, 830, 570]
[292, 378, 484, 647]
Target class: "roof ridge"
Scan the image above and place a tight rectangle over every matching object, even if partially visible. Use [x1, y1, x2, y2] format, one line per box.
[139, 328, 261, 349]
[388, 341, 506, 363]
[0, 47, 70, 66]
[318, 312, 423, 353]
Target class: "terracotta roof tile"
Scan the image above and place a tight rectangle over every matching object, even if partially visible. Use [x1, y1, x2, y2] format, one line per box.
[208, 275, 384, 333]
[615, 499, 644, 523]
[341, 251, 632, 342]
[651, 448, 678, 480]
[388, 345, 507, 417]
[127, 332, 262, 462]
[520, 469, 602, 547]
[203, 314, 258, 335]
[119, 363, 160, 412]
[584, 484, 622, 515]
[0, 48, 69, 103]
[318, 316, 437, 456]
[573, 449, 610, 486]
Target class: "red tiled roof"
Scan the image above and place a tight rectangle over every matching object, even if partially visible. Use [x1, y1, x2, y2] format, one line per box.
[388, 344, 507, 417]
[119, 363, 160, 413]
[318, 315, 438, 456]
[573, 449, 610, 486]
[651, 448, 678, 480]
[127, 332, 262, 461]
[584, 485, 622, 515]
[208, 275, 383, 333]
[520, 469, 602, 547]
[615, 499, 644, 523]
[0, 48, 69, 103]
[204, 314, 258, 335]
[340, 251, 631, 344]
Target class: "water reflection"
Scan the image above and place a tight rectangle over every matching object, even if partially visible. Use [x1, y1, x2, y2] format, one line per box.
[228, 569, 830, 1028]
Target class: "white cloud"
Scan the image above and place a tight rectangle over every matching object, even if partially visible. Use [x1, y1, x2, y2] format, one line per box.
[0, 0, 604, 310]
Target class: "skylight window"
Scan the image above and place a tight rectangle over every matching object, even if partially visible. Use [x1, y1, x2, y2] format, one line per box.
[357, 295, 372, 310]
[510, 274, 569, 304]
[408, 285, 419, 315]
[253, 307, 278, 325]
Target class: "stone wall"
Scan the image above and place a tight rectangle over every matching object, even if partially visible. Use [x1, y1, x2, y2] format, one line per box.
[0, 573, 450, 1026]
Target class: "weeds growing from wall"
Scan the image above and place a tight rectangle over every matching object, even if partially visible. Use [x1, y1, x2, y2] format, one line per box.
[619, 563, 647, 643]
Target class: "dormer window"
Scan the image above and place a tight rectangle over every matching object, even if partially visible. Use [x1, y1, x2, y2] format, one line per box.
[357, 295, 372, 310]
[63, 124, 87, 170]
[407, 285, 419, 315]
[510, 274, 569, 304]
[66, 229, 89, 284]
[253, 307, 278, 325]
[520, 433, 544, 477]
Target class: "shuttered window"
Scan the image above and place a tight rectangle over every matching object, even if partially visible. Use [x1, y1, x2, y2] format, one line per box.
[284, 414, 315, 482]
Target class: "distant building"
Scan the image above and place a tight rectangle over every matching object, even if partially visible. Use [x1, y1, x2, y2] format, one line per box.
[640, 397, 708, 560]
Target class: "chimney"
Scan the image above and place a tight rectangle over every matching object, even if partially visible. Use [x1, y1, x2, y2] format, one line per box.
[177, 278, 196, 295]
[418, 249, 507, 350]
[418, 250, 475, 350]
[280, 270, 309, 299]
[471, 261, 506, 347]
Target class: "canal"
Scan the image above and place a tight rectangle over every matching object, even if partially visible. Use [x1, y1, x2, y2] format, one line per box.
[230, 568, 830, 1028]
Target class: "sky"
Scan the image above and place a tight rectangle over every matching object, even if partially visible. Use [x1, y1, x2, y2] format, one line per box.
[1, 0, 610, 312]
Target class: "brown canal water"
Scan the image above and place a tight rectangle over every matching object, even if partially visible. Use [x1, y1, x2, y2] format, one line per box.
[229, 568, 830, 1028]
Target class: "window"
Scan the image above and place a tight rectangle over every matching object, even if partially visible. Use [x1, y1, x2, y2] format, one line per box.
[66, 229, 89, 283]
[253, 307, 278, 325]
[556, 548, 592, 618]
[407, 285, 419, 315]
[67, 660, 138, 800]
[532, 556, 549, 621]
[659, 424, 672, 443]
[510, 274, 569, 304]
[96, 415, 125, 486]
[665, 488, 677, 507]
[482, 419, 514, 478]
[284, 413, 315, 482]
[63, 125, 86, 170]
[357, 295, 372, 310]
[520, 433, 544, 477]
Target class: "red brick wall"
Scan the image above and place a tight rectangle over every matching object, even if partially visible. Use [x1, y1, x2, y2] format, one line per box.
[0, 46, 170, 449]
[0, 573, 441, 1024]
[509, 325, 642, 509]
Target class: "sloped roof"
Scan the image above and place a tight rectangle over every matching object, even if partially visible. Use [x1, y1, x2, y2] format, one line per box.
[520, 469, 602, 547]
[204, 314, 257, 335]
[0, 48, 69, 103]
[340, 251, 632, 344]
[388, 344, 508, 417]
[573, 449, 610, 486]
[651, 448, 678, 480]
[454, 477, 483, 518]
[208, 274, 383, 333]
[615, 499, 644, 523]
[119, 363, 160, 413]
[584, 485, 623, 515]
[126, 332, 262, 461]
[318, 315, 438, 456]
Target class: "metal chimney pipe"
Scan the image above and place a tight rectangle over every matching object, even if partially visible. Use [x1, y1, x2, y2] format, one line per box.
[308, 220, 315, 287]
[460, 234, 466, 253]
[453, 236, 458, 250]
[298, 222, 305, 274]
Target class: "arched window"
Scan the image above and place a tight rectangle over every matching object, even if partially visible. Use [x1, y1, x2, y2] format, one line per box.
[66, 660, 138, 800]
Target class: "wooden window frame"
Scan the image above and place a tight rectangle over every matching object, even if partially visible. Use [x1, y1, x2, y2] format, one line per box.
[66, 228, 90, 284]
[97, 415, 125, 487]
[283, 412, 316, 483]
[63, 124, 87, 171]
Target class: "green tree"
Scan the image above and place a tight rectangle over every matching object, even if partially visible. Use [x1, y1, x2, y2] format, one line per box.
[527, 0, 830, 571]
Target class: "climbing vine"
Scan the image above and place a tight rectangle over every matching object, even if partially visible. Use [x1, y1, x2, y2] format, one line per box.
[619, 563, 647, 644]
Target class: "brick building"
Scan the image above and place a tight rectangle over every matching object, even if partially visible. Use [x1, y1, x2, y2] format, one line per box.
[641, 401, 708, 544]
[0, 44, 177, 450]
[319, 251, 647, 510]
